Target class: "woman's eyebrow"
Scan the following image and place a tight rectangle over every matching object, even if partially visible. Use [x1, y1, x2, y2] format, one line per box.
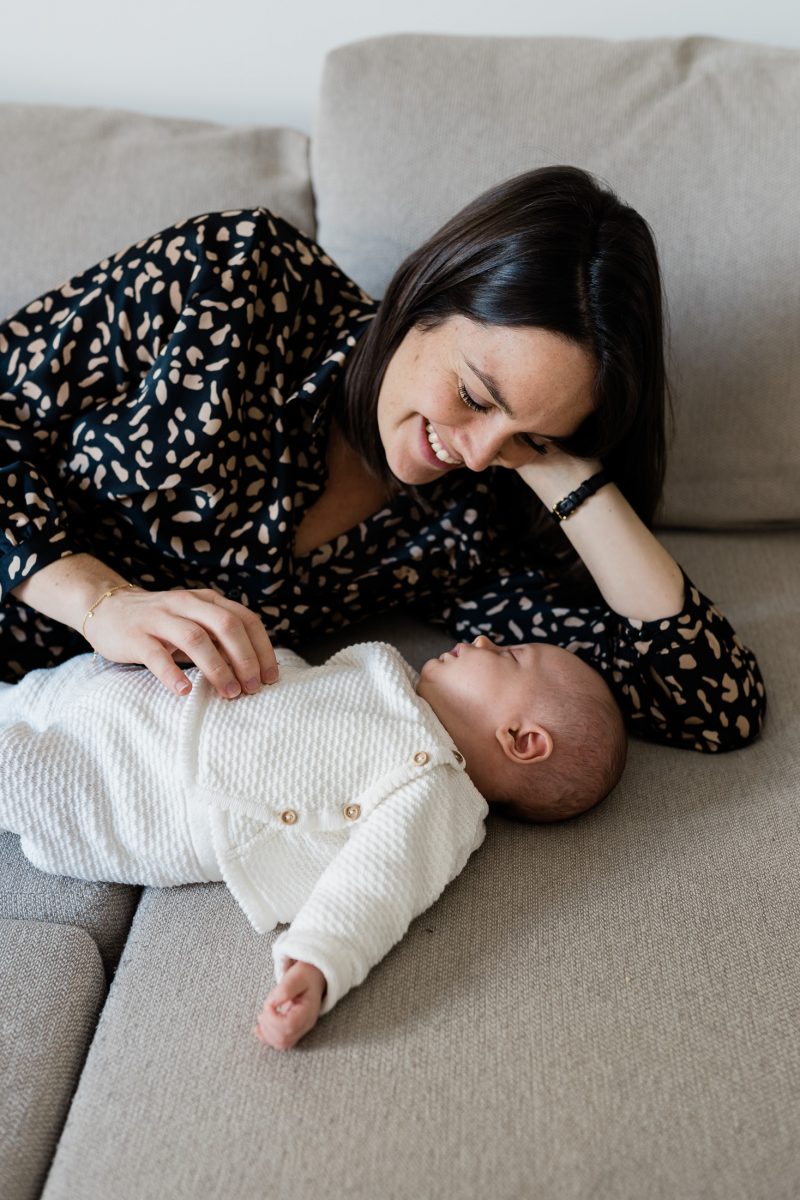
[462, 355, 558, 439]
[463, 356, 513, 413]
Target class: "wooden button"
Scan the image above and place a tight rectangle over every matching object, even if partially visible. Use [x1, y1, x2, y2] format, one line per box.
[453, 751, 464, 764]
[280, 809, 298, 825]
[413, 751, 430, 766]
[343, 804, 361, 821]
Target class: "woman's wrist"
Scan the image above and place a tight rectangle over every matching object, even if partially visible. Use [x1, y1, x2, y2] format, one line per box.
[516, 453, 605, 511]
[11, 552, 133, 635]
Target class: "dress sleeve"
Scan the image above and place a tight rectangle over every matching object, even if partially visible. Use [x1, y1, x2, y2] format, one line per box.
[271, 769, 488, 1015]
[0, 301, 82, 599]
[421, 561, 767, 754]
[0, 242, 159, 600]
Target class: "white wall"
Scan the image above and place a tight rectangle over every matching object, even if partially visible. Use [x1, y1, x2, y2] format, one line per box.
[2, 0, 798, 134]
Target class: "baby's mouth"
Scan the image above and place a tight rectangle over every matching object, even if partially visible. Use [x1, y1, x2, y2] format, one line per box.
[437, 645, 461, 662]
[425, 420, 462, 466]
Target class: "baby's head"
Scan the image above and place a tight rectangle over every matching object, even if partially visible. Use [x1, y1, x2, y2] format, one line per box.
[416, 634, 627, 823]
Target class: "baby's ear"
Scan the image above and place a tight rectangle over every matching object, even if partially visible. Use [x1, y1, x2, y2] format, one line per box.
[497, 723, 553, 764]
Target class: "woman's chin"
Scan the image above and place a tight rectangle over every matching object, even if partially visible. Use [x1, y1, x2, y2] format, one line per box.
[386, 454, 442, 487]
[390, 444, 463, 486]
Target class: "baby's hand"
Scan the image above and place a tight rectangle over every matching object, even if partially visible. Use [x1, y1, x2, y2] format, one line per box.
[253, 960, 327, 1051]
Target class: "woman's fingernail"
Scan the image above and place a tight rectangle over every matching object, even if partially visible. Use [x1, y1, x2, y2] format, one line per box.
[175, 679, 191, 695]
[225, 681, 242, 698]
[244, 677, 261, 694]
[263, 667, 279, 685]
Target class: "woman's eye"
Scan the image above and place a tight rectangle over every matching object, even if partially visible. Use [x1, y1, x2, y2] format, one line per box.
[457, 381, 489, 413]
[518, 433, 548, 455]
[458, 381, 548, 455]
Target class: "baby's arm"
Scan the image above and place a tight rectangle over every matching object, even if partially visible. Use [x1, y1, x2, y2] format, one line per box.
[254, 960, 327, 1051]
[262, 769, 488, 1045]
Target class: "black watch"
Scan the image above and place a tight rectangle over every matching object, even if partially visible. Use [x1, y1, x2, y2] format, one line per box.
[551, 470, 609, 522]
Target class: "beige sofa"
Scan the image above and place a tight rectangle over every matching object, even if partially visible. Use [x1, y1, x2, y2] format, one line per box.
[1, 32, 798, 1200]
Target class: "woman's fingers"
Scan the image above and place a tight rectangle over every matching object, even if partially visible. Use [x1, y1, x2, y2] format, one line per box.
[191, 591, 279, 687]
[172, 600, 276, 696]
[139, 637, 196, 697]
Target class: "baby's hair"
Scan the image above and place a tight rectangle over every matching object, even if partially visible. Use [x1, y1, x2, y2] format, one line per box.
[489, 683, 628, 824]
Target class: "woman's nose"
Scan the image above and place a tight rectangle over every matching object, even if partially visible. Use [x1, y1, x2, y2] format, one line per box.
[457, 422, 515, 472]
[459, 435, 503, 473]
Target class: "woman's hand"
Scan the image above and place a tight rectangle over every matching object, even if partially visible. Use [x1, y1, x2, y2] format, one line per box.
[254, 961, 327, 1051]
[11, 552, 279, 699]
[85, 585, 279, 700]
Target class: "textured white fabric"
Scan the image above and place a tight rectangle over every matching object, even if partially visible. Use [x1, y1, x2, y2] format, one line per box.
[0, 655, 217, 885]
[0, 644, 488, 1015]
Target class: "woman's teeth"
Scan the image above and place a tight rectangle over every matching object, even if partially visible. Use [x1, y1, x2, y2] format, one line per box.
[425, 421, 461, 466]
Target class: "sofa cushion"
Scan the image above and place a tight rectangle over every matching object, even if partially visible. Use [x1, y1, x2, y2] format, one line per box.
[0, 102, 314, 322]
[0, 919, 106, 1200]
[0, 831, 139, 977]
[40, 529, 799, 1200]
[312, 33, 800, 530]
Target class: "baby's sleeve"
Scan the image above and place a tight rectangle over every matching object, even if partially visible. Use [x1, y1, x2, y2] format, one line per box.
[271, 769, 488, 1015]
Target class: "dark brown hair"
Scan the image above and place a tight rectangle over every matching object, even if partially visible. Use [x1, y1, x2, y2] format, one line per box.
[336, 164, 674, 595]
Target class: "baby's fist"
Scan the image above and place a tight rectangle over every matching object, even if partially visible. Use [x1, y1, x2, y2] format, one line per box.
[253, 960, 327, 1051]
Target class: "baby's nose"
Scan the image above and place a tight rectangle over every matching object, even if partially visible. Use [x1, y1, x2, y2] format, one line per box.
[472, 634, 494, 649]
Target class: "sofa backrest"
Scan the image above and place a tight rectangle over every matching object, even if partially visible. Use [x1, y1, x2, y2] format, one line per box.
[0, 102, 314, 324]
[311, 33, 800, 530]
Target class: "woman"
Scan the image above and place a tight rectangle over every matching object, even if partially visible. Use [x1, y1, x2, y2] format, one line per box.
[0, 165, 766, 752]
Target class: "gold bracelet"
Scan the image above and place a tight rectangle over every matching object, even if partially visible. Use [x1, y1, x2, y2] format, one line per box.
[81, 583, 135, 643]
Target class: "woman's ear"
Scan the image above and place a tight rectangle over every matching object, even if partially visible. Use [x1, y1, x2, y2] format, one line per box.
[496, 723, 553, 765]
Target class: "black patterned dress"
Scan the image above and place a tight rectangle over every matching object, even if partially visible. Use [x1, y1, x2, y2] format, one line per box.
[0, 208, 767, 752]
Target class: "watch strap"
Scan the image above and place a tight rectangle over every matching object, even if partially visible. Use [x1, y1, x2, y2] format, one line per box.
[551, 470, 610, 522]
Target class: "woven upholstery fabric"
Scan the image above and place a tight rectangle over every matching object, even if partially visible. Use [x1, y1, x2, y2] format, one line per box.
[41, 531, 800, 1200]
[0, 832, 139, 977]
[0, 919, 106, 1200]
[0, 102, 314, 322]
[312, 33, 800, 529]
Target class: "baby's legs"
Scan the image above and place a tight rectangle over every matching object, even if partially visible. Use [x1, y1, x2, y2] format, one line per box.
[0, 661, 221, 887]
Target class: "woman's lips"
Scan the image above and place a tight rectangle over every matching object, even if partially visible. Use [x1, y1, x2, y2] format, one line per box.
[419, 416, 462, 470]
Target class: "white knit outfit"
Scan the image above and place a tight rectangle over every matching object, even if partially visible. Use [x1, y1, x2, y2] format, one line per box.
[0, 643, 488, 1014]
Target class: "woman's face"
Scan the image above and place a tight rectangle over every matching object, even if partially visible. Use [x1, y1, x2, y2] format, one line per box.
[376, 315, 597, 485]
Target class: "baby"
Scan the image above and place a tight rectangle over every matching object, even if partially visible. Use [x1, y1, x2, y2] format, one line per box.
[0, 634, 626, 1051]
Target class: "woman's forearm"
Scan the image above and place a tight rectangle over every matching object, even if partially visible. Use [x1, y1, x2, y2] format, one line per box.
[555, 481, 685, 621]
[11, 553, 132, 637]
[517, 458, 685, 622]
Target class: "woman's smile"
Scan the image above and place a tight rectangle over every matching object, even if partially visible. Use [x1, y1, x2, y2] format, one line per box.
[421, 417, 463, 468]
